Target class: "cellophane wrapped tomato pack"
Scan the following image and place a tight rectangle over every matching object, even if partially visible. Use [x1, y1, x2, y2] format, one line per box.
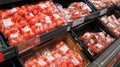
[54, 0, 92, 22]
[88, 0, 120, 9]
[100, 12, 120, 37]
[80, 31, 114, 56]
[20, 34, 89, 67]
[70, 19, 116, 60]
[0, 1, 67, 46]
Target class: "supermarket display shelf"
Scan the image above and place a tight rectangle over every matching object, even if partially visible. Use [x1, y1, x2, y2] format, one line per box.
[98, 7, 120, 38]
[0, 34, 17, 63]
[69, 0, 116, 28]
[18, 25, 70, 54]
[88, 38, 120, 67]
[18, 33, 90, 67]
[52, 0, 100, 27]
[85, 0, 116, 11]
[70, 19, 117, 61]
[0, 0, 120, 66]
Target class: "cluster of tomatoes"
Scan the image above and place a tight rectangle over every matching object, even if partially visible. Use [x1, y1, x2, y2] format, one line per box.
[25, 42, 85, 67]
[0, 1, 66, 46]
[80, 31, 114, 56]
[101, 15, 120, 37]
[57, 2, 91, 21]
[89, 0, 120, 9]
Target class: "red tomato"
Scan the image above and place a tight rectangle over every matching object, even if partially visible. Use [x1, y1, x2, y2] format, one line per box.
[68, 63, 74, 67]
[29, 17, 38, 25]
[51, 51, 55, 56]
[60, 42, 64, 46]
[41, 55, 46, 61]
[52, 23, 57, 28]
[35, 28, 41, 35]
[57, 19, 63, 26]
[25, 15, 33, 21]
[55, 44, 61, 49]
[14, 23, 21, 29]
[10, 28, 18, 33]
[4, 29, 10, 37]
[18, 9, 27, 15]
[1, 12, 7, 19]
[29, 32, 35, 38]
[40, 27, 45, 33]
[31, 25, 36, 31]
[5, 10, 11, 16]
[12, 13, 21, 21]
[19, 20, 27, 27]
[10, 39, 17, 46]
[26, 5, 34, 12]
[17, 37, 23, 43]
[33, 10, 38, 15]
[23, 33, 29, 40]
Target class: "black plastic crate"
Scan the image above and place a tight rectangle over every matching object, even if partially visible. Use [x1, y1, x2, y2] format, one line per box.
[70, 19, 117, 61]
[85, 0, 116, 10]
[99, 7, 120, 38]
[85, 0, 117, 18]
[52, 0, 100, 27]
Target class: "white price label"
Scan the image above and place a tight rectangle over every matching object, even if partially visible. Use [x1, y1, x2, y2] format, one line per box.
[45, 16, 52, 23]
[29, 13, 34, 16]
[78, 54, 83, 61]
[39, 4, 47, 9]
[72, 17, 84, 27]
[35, 23, 42, 26]
[54, 53, 61, 59]
[32, 65, 36, 67]
[71, 57, 80, 65]
[60, 45, 69, 53]
[46, 53, 55, 62]
[10, 33, 18, 38]
[53, 14, 60, 19]
[10, 8, 17, 13]
[38, 60, 47, 66]
[22, 26, 31, 32]
[96, 43, 102, 48]
[100, 8, 107, 16]
[2, 18, 13, 27]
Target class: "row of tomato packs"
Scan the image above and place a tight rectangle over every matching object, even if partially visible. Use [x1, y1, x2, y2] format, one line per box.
[0, 19, 118, 67]
[16, 16, 120, 67]
[0, 0, 100, 62]
[0, 0, 120, 64]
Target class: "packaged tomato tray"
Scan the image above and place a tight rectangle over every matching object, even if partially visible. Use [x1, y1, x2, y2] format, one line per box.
[70, 19, 116, 61]
[19, 34, 89, 67]
[52, 0, 96, 26]
[86, 0, 120, 10]
[0, 0, 67, 48]
[100, 8, 120, 38]
[106, 52, 120, 67]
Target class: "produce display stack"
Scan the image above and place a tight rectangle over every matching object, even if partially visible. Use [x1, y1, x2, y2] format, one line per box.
[20, 34, 89, 67]
[0, 0, 120, 67]
[88, 0, 120, 9]
[0, 1, 66, 46]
